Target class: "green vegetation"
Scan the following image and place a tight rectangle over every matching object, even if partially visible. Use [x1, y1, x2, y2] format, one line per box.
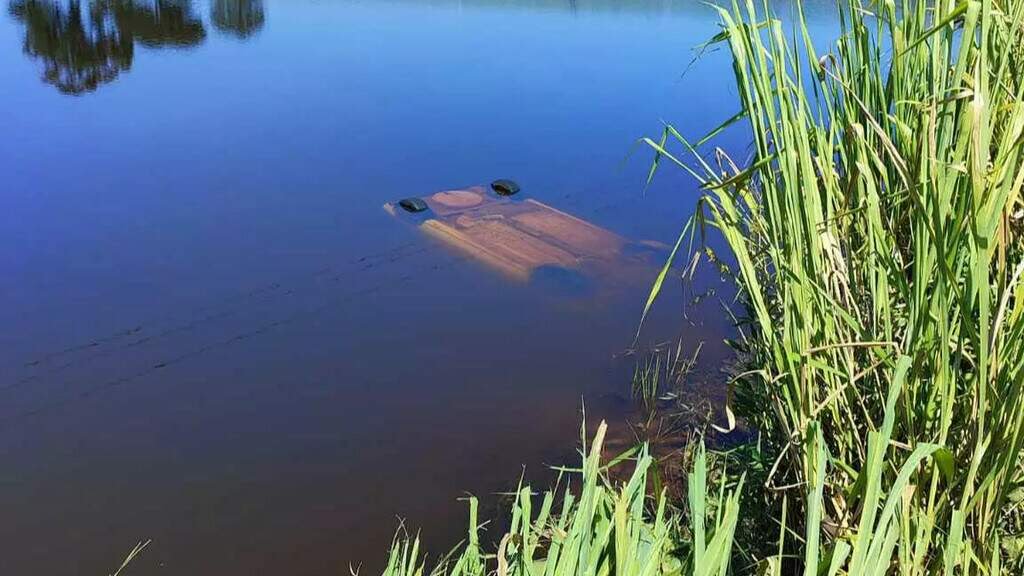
[631, 341, 703, 435]
[645, 0, 1024, 569]
[380, 422, 741, 576]
[377, 0, 1024, 574]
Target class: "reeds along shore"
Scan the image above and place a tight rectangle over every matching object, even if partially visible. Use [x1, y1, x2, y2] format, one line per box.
[377, 0, 1024, 574]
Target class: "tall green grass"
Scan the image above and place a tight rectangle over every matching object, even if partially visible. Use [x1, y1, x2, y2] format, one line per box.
[375, 411, 964, 576]
[644, 0, 1024, 569]
[378, 422, 741, 576]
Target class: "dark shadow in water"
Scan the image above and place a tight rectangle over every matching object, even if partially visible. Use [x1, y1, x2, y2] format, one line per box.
[7, 0, 264, 95]
[211, 0, 263, 38]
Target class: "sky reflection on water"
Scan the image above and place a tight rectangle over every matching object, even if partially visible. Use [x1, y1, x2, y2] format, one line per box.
[0, 1, 835, 574]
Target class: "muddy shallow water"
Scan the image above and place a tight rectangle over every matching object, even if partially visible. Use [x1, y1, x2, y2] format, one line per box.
[0, 1, 832, 574]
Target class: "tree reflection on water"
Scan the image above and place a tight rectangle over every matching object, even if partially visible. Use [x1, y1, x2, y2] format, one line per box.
[7, 0, 264, 95]
[211, 0, 263, 38]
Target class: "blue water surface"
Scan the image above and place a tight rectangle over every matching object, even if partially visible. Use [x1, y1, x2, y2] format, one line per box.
[0, 1, 834, 574]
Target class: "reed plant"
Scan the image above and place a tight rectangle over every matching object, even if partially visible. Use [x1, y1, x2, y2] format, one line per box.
[378, 422, 741, 576]
[643, 0, 1024, 569]
[375, 411, 967, 576]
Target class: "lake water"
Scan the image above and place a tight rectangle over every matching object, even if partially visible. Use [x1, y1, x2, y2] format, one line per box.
[0, 1, 832, 574]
